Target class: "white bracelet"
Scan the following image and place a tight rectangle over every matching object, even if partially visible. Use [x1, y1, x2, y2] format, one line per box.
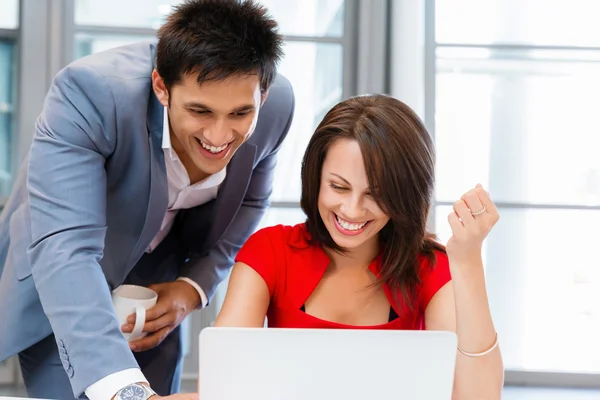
[457, 333, 499, 357]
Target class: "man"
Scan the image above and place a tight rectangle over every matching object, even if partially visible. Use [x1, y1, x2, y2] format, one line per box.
[0, 0, 294, 399]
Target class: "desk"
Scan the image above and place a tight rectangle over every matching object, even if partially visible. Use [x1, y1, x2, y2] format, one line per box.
[0, 398, 31, 400]
[0, 398, 34, 400]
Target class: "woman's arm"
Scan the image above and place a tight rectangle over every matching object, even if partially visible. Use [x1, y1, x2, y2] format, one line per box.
[426, 184, 504, 399]
[214, 262, 271, 327]
[426, 278, 503, 399]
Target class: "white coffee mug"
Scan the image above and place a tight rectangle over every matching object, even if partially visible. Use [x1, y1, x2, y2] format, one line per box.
[112, 284, 158, 342]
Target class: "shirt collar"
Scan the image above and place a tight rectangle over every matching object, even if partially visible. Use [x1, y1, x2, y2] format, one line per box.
[162, 107, 180, 162]
[162, 107, 171, 150]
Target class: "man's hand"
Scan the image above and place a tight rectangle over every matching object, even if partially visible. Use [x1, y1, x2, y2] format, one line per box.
[122, 281, 201, 352]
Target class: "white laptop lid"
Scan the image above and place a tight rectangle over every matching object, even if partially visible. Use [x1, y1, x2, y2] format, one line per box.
[199, 327, 457, 400]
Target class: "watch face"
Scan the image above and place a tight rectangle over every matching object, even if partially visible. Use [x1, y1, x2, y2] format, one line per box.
[119, 384, 147, 400]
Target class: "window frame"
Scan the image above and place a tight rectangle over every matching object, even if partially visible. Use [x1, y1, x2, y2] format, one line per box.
[0, 26, 18, 206]
[0, 0, 22, 383]
[0, 0, 71, 208]
[424, 0, 600, 388]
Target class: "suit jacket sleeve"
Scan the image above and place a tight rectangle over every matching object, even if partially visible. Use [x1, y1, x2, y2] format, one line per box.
[26, 63, 140, 397]
[180, 82, 295, 302]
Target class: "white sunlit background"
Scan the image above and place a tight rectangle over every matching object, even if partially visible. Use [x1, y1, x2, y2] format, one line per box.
[1, 0, 599, 394]
[432, 0, 600, 376]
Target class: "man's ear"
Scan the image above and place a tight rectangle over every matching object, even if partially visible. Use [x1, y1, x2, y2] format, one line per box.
[152, 69, 169, 107]
[260, 89, 269, 107]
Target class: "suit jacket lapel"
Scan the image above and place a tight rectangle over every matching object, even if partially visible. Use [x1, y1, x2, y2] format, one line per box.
[204, 142, 257, 250]
[129, 91, 168, 262]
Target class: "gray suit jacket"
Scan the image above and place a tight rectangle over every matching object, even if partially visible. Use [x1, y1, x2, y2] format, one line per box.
[0, 41, 294, 396]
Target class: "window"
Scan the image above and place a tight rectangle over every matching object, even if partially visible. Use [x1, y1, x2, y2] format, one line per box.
[432, 0, 600, 375]
[257, 207, 307, 231]
[75, 0, 178, 29]
[0, 0, 19, 29]
[436, 0, 600, 47]
[0, 0, 18, 200]
[74, 32, 155, 59]
[0, 41, 16, 199]
[264, 0, 346, 205]
[259, 0, 344, 37]
[0, 0, 19, 381]
[74, 0, 177, 58]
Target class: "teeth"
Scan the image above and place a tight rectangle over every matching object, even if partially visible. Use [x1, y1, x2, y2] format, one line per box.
[198, 139, 228, 153]
[336, 215, 367, 231]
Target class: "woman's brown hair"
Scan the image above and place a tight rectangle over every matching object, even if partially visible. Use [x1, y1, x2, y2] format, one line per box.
[300, 94, 445, 308]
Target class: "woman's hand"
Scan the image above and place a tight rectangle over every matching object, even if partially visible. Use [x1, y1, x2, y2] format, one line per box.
[446, 184, 499, 267]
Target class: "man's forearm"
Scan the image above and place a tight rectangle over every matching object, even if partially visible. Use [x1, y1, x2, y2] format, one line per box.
[180, 203, 266, 302]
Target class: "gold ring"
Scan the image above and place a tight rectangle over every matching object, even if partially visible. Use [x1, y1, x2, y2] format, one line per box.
[471, 206, 486, 216]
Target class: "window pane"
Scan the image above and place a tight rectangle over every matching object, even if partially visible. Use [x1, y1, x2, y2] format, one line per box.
[75, 0, 182, 29]
[436, 0, 600, 47]
[435, 206, 600, 374]
[74, 33, 155, 59]
[434, 48, 600, 206]
[258, 0, 344, 37]
[0, 40, 16, 198]
[0, 0, 19, 29]
[257, 207, 306, 231]
[75, 0, 344, 36]
[271, 42, 343, 202]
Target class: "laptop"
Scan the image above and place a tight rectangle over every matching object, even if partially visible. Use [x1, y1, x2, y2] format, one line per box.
[199, 327, 457, 400]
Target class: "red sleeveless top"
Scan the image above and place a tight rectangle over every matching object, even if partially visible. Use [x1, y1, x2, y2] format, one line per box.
[235, 223, 451, 330]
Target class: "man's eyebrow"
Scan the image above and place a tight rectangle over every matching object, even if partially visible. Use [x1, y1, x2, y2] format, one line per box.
[183, 102, 256, 113]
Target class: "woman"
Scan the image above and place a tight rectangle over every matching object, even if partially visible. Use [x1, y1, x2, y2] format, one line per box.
[215, 94, 503, 398]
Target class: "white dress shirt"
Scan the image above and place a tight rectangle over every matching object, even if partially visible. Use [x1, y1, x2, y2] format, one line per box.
[86, 108, 226, 400]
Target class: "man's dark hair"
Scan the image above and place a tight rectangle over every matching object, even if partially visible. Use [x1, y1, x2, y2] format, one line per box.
[156, 0, 284, 92]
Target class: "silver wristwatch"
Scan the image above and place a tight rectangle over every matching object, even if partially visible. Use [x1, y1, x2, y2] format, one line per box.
[114, 383, 157, 400]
